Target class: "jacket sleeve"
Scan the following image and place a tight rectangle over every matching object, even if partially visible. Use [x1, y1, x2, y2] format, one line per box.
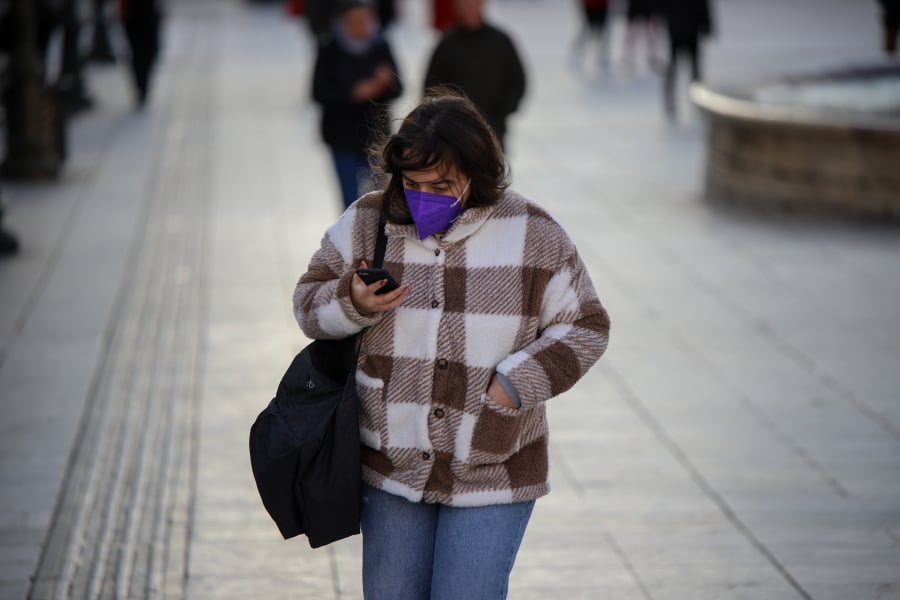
[293, 206, 384, 340]
[495, 238, 609, 410]
[423, 39, 449, 93]
[375, 43, 403, 102]
[499, 33, 526, 117]
[312, 43, 354, 108]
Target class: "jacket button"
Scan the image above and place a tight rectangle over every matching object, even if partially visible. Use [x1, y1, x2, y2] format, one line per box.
[434, 408, 445, 419]
[432, 299, 440, 308]
[434, 248, 441, 256]
[422, 451, 431, 460]
[436, 359, 448, 369]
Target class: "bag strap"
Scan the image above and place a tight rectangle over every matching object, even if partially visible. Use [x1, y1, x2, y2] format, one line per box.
[372, 214, 387, 269]
[354, 213, 388, 353]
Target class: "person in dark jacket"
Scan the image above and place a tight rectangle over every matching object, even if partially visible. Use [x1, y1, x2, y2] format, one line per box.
[0, 187, 19, 258]
[376, 0, 396, 30]
[878, 0, 900, 55]
[660, 0, 712, 119]
[120, 0, 163, 106]
[431, 0, 455, 31]
[423, 0, 526, 148]
[312, 0, 403, 209]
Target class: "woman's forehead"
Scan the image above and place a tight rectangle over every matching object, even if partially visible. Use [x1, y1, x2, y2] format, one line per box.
[402, 164, 462, 183]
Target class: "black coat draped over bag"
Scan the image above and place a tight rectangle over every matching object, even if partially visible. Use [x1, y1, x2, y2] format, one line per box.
[249, 337, 361, 548]
[249, 214, 386, 548]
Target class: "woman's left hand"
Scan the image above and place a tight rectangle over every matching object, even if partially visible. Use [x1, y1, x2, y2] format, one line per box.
[350, 260, 410, 315]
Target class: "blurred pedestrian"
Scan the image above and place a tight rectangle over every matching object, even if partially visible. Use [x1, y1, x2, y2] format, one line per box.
[0, 0, 64, 71]
[660, 0, 712, 119]
[304, 0, 332, 40]
[571, 0, 611, 69]
[423, 0, 526, 148]
[119, 0, 163, 106]
[0, 187, 19, 257]
[878, 0, 900, 55]
[293, 91, 610, 600]
[312, 0, 402, 209]
[624, 0, 664, 71]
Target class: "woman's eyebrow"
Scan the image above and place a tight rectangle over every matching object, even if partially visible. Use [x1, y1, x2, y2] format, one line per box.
[403, 176, 453, 185]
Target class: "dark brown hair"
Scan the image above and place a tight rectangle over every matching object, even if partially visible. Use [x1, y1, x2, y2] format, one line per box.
[372, 89, 510, 224]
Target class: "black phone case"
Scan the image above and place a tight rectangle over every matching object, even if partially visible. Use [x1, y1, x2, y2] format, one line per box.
[356, 268, 400, 295]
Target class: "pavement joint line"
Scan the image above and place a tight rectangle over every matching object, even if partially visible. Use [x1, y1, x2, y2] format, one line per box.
[568, 159, 900, 454]
[5, 1, 899, 597]
[886, 528, 900, 548]
[548, 441, 587, 497]
[603, 363, 814, 600]
[734, 396, 852, 499]
[0, 116, 121, 370]
[666, 255, 900, 445]
[78, 104, 180, 598]
[24, 116, 169, 600]
[579, 225, 856, 499]
[602, 531, 655, 600]
[26, 14, 214, 599]
[655, 306, 855, 500]
[818, 371, 900, 443]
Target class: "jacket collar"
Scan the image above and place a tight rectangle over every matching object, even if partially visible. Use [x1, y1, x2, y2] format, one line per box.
[384, 203, 497, 246]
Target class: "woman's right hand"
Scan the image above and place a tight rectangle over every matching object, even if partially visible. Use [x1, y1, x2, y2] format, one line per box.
[351, 261, 410, 315]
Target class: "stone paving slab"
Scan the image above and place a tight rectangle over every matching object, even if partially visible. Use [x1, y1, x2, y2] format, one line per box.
[1, 0, 899, 598]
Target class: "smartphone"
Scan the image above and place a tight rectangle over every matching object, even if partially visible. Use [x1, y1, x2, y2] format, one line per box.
[356, 268, 401, 295]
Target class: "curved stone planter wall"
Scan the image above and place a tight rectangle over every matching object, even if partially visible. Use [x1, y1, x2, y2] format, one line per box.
[691, 85, 900, 220]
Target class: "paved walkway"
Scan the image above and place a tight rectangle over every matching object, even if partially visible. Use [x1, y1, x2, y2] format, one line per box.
[2, 0, 899, 598]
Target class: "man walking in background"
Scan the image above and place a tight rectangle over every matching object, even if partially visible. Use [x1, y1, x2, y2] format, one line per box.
[423, 0, 526, 148]
[120, 0, 163, 106]
[660, 0, 713, 120]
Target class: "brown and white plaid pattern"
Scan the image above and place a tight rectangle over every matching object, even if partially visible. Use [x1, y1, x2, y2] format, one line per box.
[294, 190, 610, 506]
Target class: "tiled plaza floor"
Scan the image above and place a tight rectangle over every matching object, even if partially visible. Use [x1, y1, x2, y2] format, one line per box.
[2, 0, 899, 598]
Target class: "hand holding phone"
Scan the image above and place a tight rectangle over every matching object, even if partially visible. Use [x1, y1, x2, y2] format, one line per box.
[356, 268, 401, 295]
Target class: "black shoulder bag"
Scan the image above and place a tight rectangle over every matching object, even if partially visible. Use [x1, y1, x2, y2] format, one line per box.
[249, 216, 387, 548]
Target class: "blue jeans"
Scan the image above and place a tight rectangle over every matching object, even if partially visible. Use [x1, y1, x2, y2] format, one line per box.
[360, 484, 535, 600]
[331, 148, 371, 210]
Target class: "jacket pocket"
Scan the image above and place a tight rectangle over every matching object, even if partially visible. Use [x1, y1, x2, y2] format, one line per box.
[355, 368, 385, 451]
[465, 393, 526, 466]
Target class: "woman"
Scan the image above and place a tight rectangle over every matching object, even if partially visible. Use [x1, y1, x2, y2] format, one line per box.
[312, 0, 402, 209]
[293, 93, 610, 599]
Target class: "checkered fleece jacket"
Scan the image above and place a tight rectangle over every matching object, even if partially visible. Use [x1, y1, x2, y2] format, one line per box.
[294, 190, 610, 507]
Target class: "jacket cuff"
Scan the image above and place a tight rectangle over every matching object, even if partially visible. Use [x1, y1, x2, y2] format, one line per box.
[495, 372, 522, 408]
[336, 268, 383, 329]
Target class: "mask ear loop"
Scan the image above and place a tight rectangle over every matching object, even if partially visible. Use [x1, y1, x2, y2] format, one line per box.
[450, 179, 472, 210]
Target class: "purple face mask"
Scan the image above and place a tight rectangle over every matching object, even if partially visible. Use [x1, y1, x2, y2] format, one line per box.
[404, 180, 471, 240]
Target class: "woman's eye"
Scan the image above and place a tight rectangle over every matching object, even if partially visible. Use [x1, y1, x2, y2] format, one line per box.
[435, 187, 449, 194]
